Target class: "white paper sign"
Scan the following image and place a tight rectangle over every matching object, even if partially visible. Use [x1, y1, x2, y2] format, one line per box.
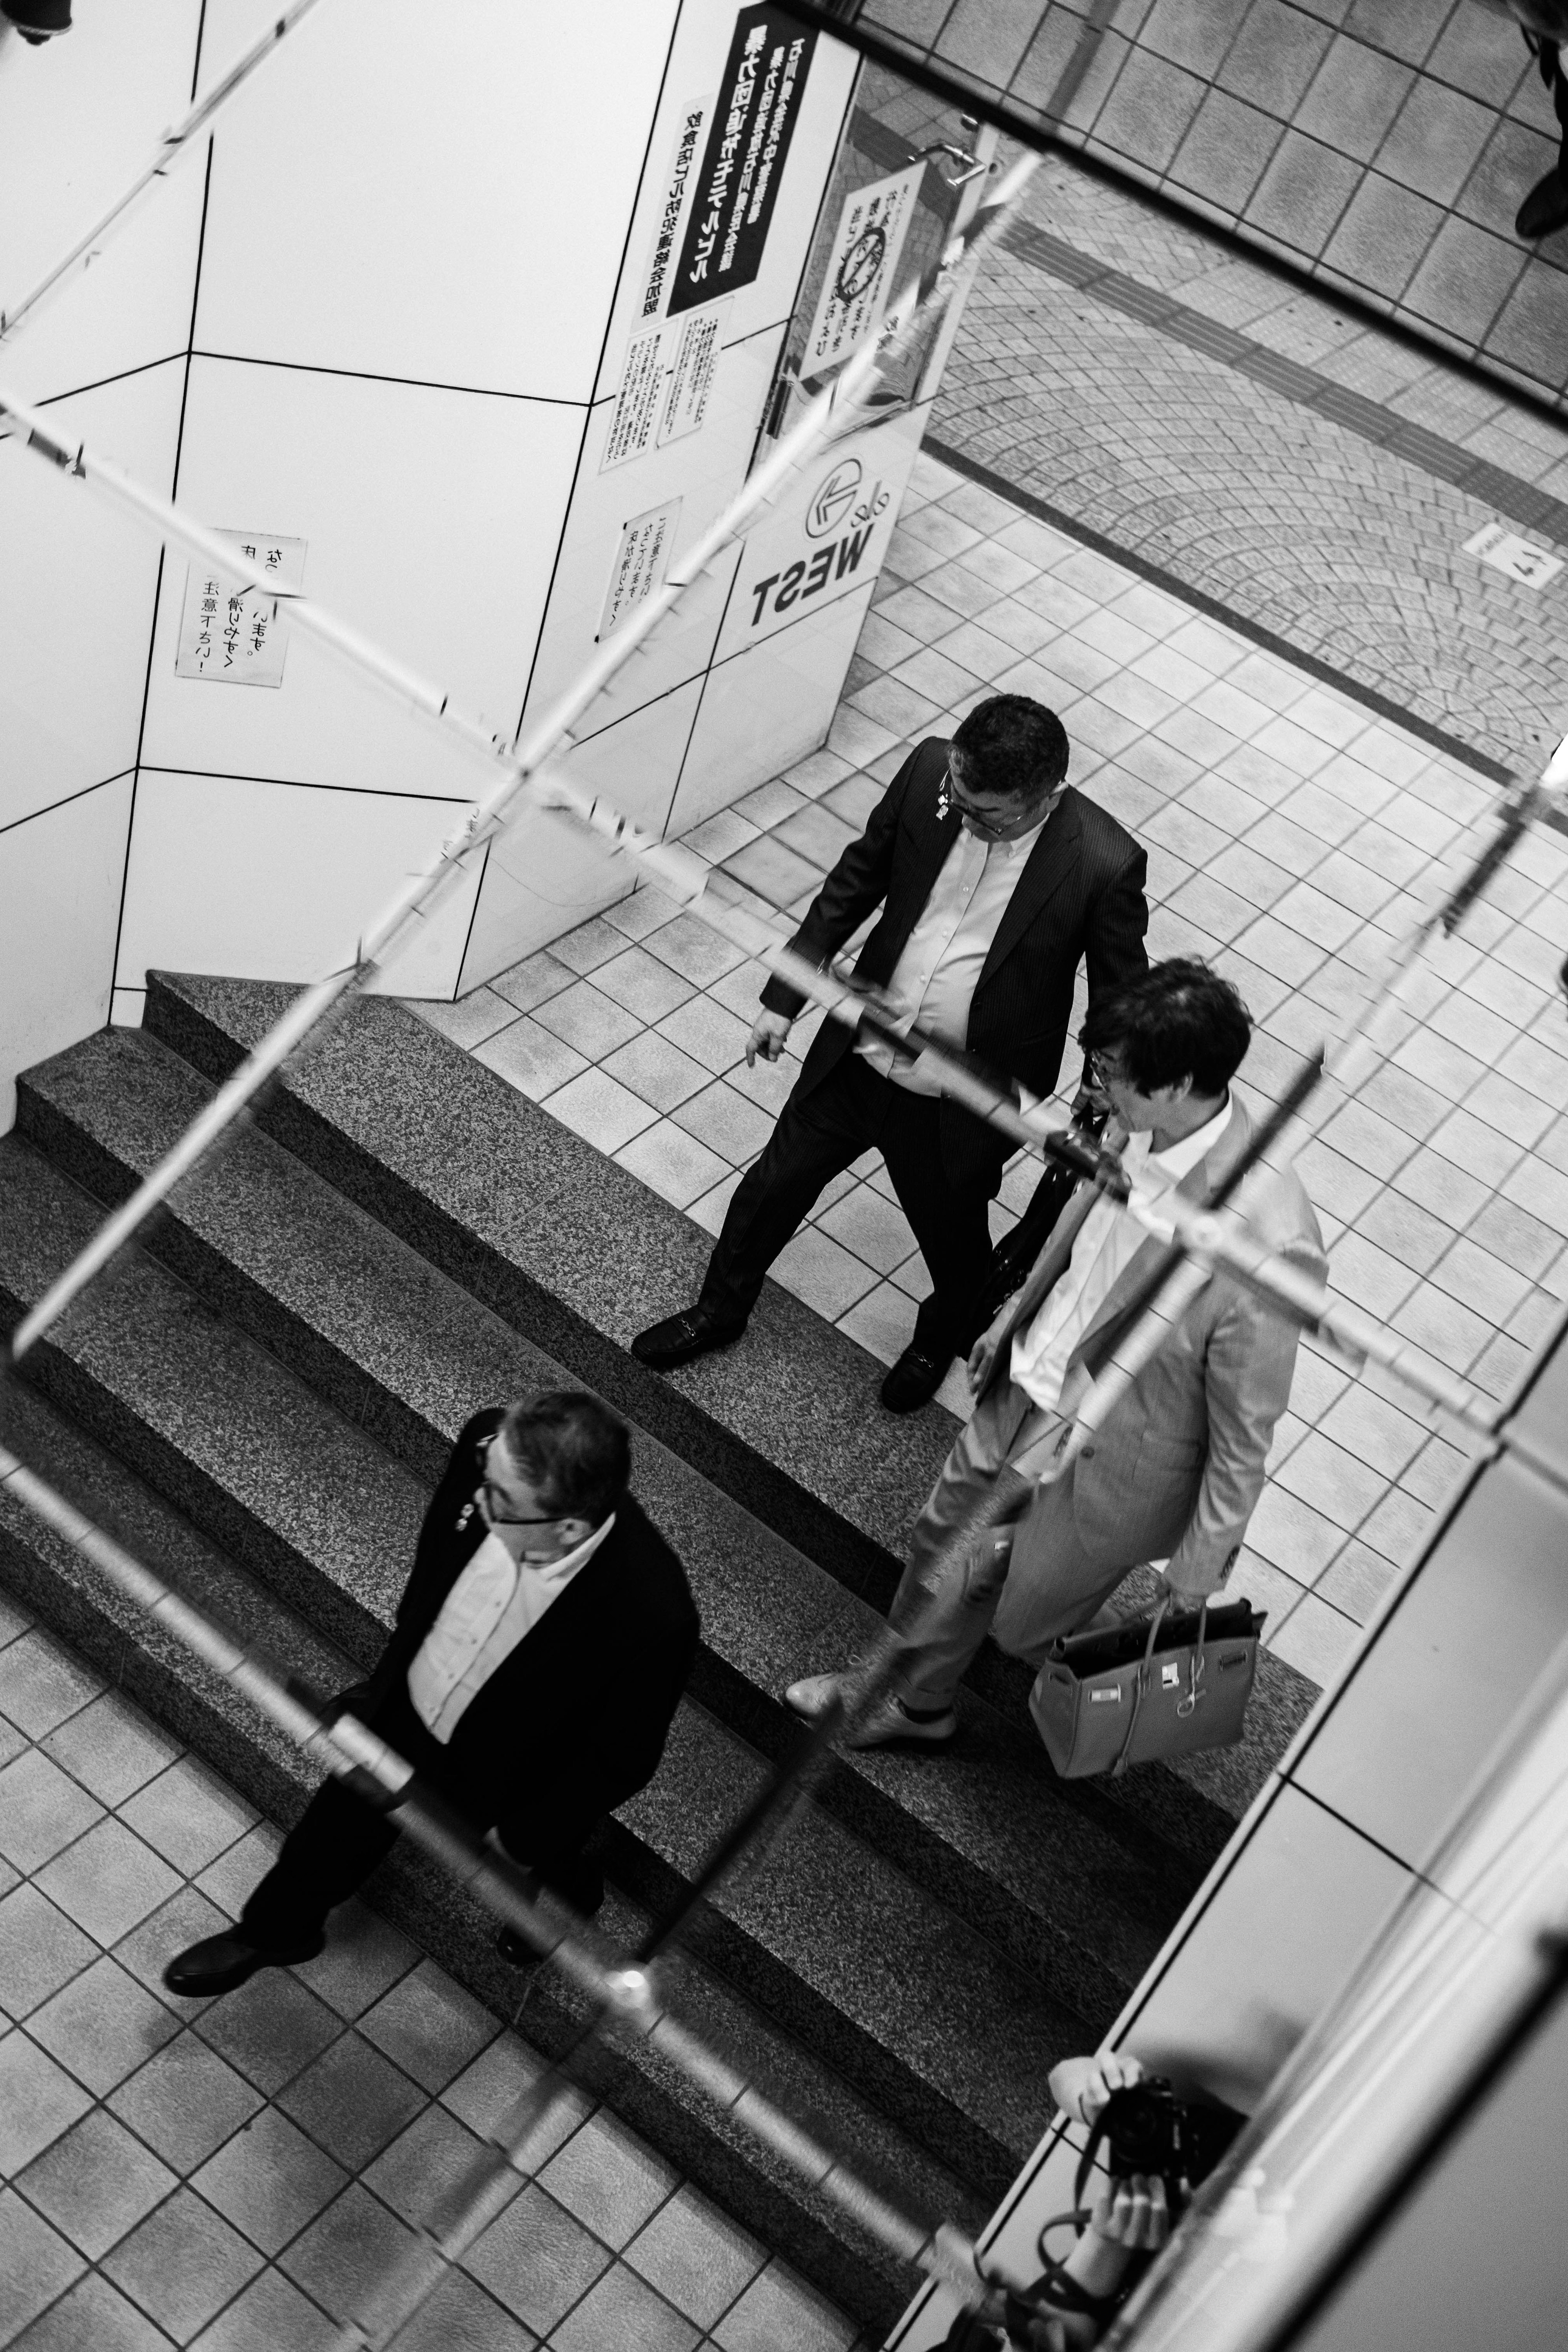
[1464, 522, 1564, 589]
[601, 326, 666, 470]
[174, 532, 307, 685]
[659, 297, 730, 445]
[640, 95, 709, 320]
[801, 161, 923, 377]
[599, 497, 682, 639]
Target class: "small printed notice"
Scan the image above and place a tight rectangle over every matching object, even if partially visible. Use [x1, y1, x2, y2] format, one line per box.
[659, 296, 730, 445]
[174, 532, 307, 685]
[599, 497, 682, 639]
[1464, 522, 1564, 590]
[641, 97, 709, 319]
[601, 325, 666, 470]
[801, 161, 923, 377]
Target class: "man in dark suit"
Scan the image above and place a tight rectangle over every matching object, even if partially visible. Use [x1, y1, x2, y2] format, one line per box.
[633, 694, 1149, 1411]
[163, 1392, 699, 1995]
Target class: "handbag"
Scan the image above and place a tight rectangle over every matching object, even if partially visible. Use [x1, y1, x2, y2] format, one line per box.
[1029, 1596, 1264, 1779]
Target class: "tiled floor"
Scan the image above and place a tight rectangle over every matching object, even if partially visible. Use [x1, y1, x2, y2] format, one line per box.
[0, 1594, 858, 2351]
[414, 447, 1568, 1699]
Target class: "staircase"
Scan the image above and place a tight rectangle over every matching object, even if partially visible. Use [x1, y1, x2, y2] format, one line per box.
[0, 973, 1318, 2332]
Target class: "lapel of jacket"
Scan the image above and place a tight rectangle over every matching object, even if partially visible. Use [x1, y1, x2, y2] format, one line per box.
[899, 742, 963, 942]
[988, 1171, 1104, 1387]
[974, 788, 1083, 1002]
[1069, 1096, 1254, 1374]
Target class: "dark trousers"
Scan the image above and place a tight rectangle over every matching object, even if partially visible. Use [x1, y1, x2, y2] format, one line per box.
[239, 1685, 603, 1950]
[697, 1054, 998, 1360]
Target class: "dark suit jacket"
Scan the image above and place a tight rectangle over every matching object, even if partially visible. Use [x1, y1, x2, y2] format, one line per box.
[361, 1411, 699, 1857]
[762, 737, 1149, 1189]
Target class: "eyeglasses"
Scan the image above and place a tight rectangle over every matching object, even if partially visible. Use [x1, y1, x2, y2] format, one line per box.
[479, 1436, 561, 1528]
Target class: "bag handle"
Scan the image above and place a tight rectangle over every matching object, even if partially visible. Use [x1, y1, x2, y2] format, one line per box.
[1109, 1595, 1211, 1775]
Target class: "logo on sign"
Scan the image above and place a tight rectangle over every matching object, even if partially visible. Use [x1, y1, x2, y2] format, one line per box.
[806, 459, 864, 540]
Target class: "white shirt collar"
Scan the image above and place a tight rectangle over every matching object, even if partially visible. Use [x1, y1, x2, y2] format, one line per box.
[1132, 1092, 1234, 1187]
[516, 1510, 615, 1588]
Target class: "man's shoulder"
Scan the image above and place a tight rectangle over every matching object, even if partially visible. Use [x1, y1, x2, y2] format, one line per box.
[1065, 786, 1141, 870]
[601, 1496, 700, 1635]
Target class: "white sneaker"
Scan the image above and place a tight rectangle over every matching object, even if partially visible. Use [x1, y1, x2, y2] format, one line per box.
[784, 1673, 957, 1748]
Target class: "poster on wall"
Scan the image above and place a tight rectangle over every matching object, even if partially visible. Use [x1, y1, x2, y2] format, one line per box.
[800, 161, 923, 377]
[659, 296, 732, 445]
[666, 4, 817, 317]
[174, 532, 307, 685]
[602, 326, 666, 470]
[733, 439, 900, 647]
[640, 97, 710, 319]
[599, 497, 683, 640]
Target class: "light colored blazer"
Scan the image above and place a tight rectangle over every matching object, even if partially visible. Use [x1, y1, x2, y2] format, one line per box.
[979, 1098, 1327, 1593]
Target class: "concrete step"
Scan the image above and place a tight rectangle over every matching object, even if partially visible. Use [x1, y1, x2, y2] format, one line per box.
[0, 1385, 975, 2333]
[142, 969, 1316, 1855]
[20, 1021, 1199, 2034]
[0, 1126, 1083, 2212]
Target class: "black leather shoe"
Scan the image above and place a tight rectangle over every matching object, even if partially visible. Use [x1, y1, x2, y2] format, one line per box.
[879, 1343, 951, 1413]
[496, 1926, 544, 1968]
[1517, 167, 1568, 241]
[630, 1307, 746, 1370]
[163, 1929, 324, 1998]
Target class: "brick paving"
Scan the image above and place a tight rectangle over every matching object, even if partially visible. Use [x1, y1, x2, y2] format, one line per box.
[927, 152, 1568, 775]
[418, 445, 1568, 1699]
[0, 1598, 857, 2350]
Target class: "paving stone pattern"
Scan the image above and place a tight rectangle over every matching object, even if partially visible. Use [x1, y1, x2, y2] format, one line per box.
[862, 0, 1568, 406]
[416, 447, 1568, 1700]
[0, 1604, 859, 2349]
[929, 152, 1568, 774]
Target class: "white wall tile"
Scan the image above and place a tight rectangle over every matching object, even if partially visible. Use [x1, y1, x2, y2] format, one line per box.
[0, 0, 203, 401]
[137, 356, 583, 796]
[0, 775, 131, 1131]
[0, 359, 185, 831]
[194, 0, 679, 402]
[459, 676, 705, 988]
[115, 770, 481, 999]
[668, 579, 874, 836]
[1121, 1784, 1411, 2116]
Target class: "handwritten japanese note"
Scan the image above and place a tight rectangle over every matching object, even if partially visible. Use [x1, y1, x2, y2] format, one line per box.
[801, 162, 924, 378]
[599, 499, 683, 639]
[174, 532, 307, 686]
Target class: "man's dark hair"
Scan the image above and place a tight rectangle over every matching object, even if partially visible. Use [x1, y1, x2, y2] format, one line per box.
[499, 1391, 630, 1524]
[1080, 958, 1252, 1099]
[950, 695, 1069, 801]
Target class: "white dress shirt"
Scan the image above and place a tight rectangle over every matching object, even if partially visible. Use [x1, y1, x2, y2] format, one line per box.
[406, 1513, 615, 1744]
[1010, 1096, 1233, 1413]
[858, 808, 1051, 1091]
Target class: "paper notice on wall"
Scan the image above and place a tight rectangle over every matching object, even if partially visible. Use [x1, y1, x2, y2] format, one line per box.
[659, 297, 730, 446]
[599, 497, 682, 639]
[601, 326, 666, 470]
[640, 96, 710, 320]
[801, 162, 923, 377]
[174, 532, 307, 685]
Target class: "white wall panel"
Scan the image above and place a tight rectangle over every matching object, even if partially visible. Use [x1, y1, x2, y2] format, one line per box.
[138, 356, 582, 797]
[116, 770, 480, 999]
[0, 0, 203, 402]
[0, 775, 131, 1131]
[0, 359, 185, 832]
[193, 0, 678, 403]
[459, 676, 705, 989]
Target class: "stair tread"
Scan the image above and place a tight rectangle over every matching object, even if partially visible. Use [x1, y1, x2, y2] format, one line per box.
[0, 1129, 1080, 2185]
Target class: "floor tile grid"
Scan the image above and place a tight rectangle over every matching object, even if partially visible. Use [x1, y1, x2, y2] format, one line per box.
[0, 1604, 858, 2352]
[418, 450, 1568, 1695]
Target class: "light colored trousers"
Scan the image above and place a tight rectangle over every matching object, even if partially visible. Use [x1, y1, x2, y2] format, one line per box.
[886, 1378, 1138, 1711]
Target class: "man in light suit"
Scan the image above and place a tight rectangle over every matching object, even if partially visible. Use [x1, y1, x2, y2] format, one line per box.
[633, 694, 1149, 1412]
[787, 960, 1325, 1747]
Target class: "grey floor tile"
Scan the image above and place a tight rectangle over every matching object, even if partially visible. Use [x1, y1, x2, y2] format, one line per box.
[0, 2189, 86, 2351]
[461, 2183, 610, 2338]
[602, 1029, 712, 1113]
[15, 2107, 179, 2260]
[189, 1969, 343, 2099]
[118, 1760, 258, 1880]
[190, 2108, 348, 2258]
[624, 2182, 764, 2329]
[12, 2270, 174, 2352]
[439, 2034, 590, 2164]
[408, 989, 517, 1050]
[591, 944, 697, 1024]
[0, 1762, 102, 1891]
[276, 2181, 419, 2333]
[488, 948, 579, 1015]
[0, 2031, 95, 2175]
[542, 1069, 659, 1156]
[102, 2186, 264, 2346]
[114, 1889, 235, 2011]
[356, 1960, 496, 2094]
[551, 2258, 699, 2352]
[532, 977, 645, 1060]
[192, 1825, 281, 1921]
[40, 1693, 178, 1808]
[34, 1818, 183, 1949]
[653, 993, 751, 1074]
[27, 1953, 182, 2095]
[186, 2267, 335, 2352]
[472, 1018, 589, 1102]
[538, 2109, 677, 2251]
[360, 2101, 490, 2232]
[108, 2031, 265, 2176]
[379, 2265, 534, 2350]
[286, 1901, 419, 2020]
[709, 2257, 859, 2352]
[0, 1632, 103, 1742]
[615, 1119, 731, 1210]
[0, 1886, 98, 2021]
[669, 1078, 774, 1166]
[273, 2030, 426, 2172]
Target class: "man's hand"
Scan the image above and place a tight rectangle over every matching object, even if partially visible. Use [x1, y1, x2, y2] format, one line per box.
[1158, 1577, 1210, 1615]
[1048, 2049, 1145, 2126]
[1086, 2174, 1170, 2254]
[746, 1010, 793, 1067]
[967, 1305, 1013, 1393]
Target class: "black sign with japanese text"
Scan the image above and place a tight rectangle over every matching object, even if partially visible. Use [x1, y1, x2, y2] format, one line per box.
[666, 5, 816, 317]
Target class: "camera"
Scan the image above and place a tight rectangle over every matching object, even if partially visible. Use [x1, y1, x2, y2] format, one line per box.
[1095, 2077, 1243, 2212]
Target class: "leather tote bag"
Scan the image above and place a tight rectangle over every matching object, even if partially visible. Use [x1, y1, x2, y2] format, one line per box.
[1029, 1596, 1264, 1779]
